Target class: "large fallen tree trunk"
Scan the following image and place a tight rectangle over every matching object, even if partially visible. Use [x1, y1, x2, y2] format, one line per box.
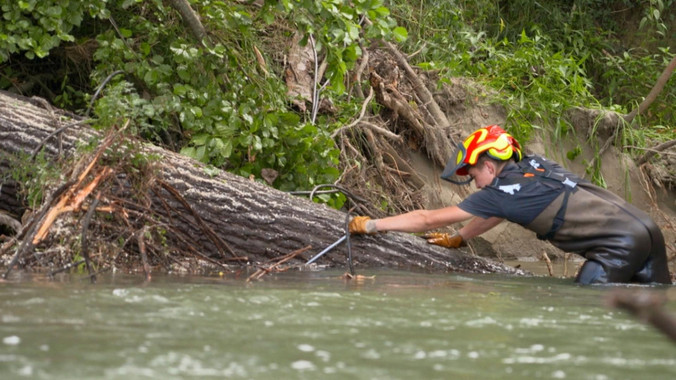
[0, 91, 524, 278]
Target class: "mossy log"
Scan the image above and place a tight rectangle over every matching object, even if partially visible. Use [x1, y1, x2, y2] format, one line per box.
[0, 90, 524, 278]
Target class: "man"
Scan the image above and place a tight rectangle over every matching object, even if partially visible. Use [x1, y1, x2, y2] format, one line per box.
[349, 125, 672, 284]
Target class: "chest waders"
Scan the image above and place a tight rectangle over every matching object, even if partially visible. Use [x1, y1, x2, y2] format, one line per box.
[489, 156, 671, 284]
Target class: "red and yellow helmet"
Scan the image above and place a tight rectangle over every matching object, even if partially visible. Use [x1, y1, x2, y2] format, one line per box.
[441, 125, 522, 184]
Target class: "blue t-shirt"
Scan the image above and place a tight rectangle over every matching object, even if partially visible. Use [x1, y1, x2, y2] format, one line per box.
[457, 156, 580, 226]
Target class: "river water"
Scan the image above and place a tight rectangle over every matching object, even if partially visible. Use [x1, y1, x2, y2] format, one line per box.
[1, 268, 675, 380]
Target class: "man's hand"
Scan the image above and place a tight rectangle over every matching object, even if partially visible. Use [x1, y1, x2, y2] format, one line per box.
[349, 216, 377, 235]
[423, 232, 465, 248]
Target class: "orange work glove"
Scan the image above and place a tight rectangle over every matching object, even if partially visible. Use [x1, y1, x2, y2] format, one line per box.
[348, 216, 377, 235]
[423, 232, 465, 248]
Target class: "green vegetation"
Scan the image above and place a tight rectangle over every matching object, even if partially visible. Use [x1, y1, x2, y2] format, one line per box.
[88, 0, 403, 193]
[390, 0, 674, 141]
[8, 150, 63, 209]
[1, 0, 674, 200]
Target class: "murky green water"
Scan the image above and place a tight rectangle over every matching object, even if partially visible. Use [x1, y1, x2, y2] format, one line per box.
[1, 269, 674, 380]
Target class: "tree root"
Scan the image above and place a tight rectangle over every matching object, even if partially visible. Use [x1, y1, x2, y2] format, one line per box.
[335, 42, 466, 219]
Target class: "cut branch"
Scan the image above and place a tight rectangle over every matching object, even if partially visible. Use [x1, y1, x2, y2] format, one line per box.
[33, 166, 113, 245]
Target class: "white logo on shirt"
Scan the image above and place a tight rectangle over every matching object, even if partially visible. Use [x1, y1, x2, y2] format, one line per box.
[498, 184, 521, 195]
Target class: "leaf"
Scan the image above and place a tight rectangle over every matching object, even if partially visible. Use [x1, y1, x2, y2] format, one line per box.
[211, 137, 224, 150]
[392, 27, 408, 42]
[221, 139, 233, 157]
[374, 6, 390, 17]
[344, 44, 359, 62]
[191, 133, 210, 145]
[191, 106, 203, 118]
[173, 83, 188, 96]
[195, 145, 206, 161]
[253, 135, 262, 150]
[215, 122, 235, 137]
[519, 29, 532, 44]
[143, 69, 159, 85]
[653, 9, 660, 20]
[346, 23, 360, 41]
[180, 146, 196, 158]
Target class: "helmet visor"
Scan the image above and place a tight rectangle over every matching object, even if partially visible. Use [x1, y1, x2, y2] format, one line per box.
[440, 143, 474, 185]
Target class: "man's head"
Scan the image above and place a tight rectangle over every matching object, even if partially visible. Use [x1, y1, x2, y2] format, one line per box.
[441, 125, 522, 185]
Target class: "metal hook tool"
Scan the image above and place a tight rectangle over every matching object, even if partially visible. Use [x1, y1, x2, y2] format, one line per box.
[306, 235, 347, 265]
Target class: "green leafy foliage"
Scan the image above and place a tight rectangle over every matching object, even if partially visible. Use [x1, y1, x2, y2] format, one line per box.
[0, 0, 108, 62]
[87, 0, 402, 197]
[1, 0, 674, 197]
[480, 30, 597, 140]
[264, 0, 405, 93]
[2, 0, 403, 202]
[390, 0, 675, 146]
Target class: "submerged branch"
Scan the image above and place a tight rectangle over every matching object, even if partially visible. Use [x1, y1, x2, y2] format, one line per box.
[606, 290, 676, 343]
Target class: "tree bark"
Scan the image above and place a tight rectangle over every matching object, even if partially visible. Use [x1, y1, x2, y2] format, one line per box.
[0, 90, 523, 277]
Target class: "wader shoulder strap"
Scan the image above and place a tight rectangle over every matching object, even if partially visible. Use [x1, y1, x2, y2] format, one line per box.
[490, 156, 579, 240]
